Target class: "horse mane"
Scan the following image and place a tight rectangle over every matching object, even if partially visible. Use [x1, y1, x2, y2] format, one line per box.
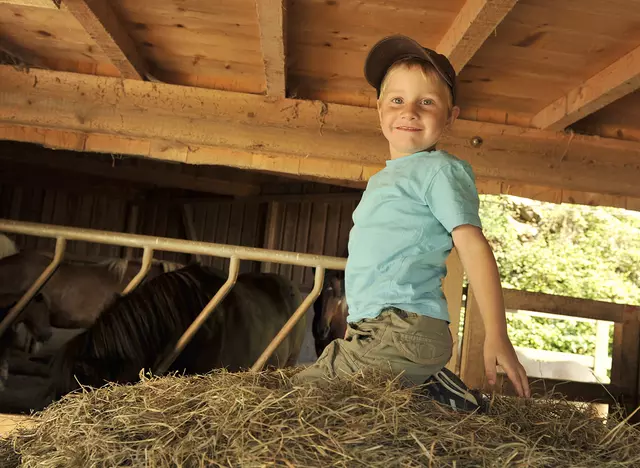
[98, 258, 129, 283]
[55, 264, 226, 387]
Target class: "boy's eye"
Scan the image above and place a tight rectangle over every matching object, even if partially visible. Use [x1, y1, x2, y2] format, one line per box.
[391, 97, 403, 104]
[421, 99, 434, 105]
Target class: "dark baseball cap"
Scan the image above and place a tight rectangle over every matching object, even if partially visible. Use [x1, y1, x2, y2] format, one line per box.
[364, 35, 457, 104]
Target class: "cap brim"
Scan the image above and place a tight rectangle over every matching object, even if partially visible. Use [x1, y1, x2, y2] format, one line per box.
[364, 35, 453, 96]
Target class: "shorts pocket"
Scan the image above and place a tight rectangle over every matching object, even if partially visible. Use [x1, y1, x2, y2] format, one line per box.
[391, 331, 451, 366]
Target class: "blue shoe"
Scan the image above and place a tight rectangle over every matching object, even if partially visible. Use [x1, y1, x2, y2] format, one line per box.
[422, 367, 487, 413]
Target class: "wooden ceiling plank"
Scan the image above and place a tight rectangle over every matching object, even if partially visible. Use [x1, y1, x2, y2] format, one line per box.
[255, 0, 286, 96]
[1, 66, 640, 201]
[531, 44, 640, 131]
[0, 142, 261, 198]
[0, 0, 58, 8]
[60, 0, 146, 80]
[437, 0, 519, 72]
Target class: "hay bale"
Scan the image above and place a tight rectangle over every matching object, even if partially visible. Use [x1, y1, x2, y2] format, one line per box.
[2, 369, 640, 467]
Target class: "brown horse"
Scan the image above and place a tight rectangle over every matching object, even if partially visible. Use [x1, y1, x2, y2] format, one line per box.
[0, 251, 181, 388]
[312, 268, 348, 357]
[0, 251, 179, 338]
[52, 263, 305, 397]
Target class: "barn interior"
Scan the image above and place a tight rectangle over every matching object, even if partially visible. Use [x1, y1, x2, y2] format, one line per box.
[0, 0, 640, 436]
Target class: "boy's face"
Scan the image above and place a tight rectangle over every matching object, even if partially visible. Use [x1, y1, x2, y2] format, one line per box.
[377, 65, 460, 159]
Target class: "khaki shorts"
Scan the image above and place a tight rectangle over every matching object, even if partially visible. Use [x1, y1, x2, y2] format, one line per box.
[293, 308, 452, 386]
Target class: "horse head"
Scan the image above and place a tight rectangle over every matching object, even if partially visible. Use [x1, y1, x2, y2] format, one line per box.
[312, 269, 349, 357]
[52, 322, 148, 398]
[52, 264, 216, 398]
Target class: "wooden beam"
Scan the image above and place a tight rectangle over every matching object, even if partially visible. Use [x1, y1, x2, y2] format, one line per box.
[255, 0, 286, 97]
[443, 249, 465, 374]
[61, 0, 146, 80]
[1, 67, 640, 202]
[531, 45, 640, 130]
[504, 289, 628, 324]
[437, 0, 519, 72]
[460, 285, 486, 388]
[0, 142, 261, 197]
[0, 0, 58, 8]
[0, 160, 140, 199]
[0, 40, 49, 69]
[492, 374, 619, 404]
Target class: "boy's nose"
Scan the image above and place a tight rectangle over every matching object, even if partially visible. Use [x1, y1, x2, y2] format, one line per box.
[401, 104, 419, 119]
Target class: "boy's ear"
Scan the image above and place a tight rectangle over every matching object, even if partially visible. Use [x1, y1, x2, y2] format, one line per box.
[448, 105, 461, 126]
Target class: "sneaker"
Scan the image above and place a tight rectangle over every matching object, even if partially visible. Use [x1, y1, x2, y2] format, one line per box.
[421, 367, 487, 413]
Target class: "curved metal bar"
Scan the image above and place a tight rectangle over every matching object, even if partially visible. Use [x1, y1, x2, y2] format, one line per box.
[251, 266, 325, 372]
[121, 247, 153, 295]
[154, 256, 241, 375]
[0, 219, 346, 271]
[0, 237, 67, 338]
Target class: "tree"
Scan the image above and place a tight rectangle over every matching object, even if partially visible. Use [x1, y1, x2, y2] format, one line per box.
[479, 195, 640, 354]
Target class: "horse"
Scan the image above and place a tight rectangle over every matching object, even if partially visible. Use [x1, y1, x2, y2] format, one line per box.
[52, 263, 306, 397]
[312, 267, 347, 357]
[0, 251, 181, 332]
[0, 250, 182, 388]
[312, 274, 600, 384]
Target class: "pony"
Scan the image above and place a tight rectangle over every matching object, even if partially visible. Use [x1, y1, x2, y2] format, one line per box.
[312, 267, 347, 357]
[0, 250, 182, 388]
[52, 263, 305, 397]
[0, 251, 180, 332]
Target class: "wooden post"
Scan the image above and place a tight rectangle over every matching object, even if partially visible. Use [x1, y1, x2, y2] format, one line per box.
[122, 203, 139, 260]
[181, 204, 204, 263]
[443, 248, 465, 374]
[261, 202, 283, 273]
[610, 306, 640, 419]
[459, 285, 486, 389]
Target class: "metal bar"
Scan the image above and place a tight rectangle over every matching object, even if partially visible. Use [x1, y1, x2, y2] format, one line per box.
[251, 266, 325, 372]
[154, 256, 241, 374]
[0, 219, 346, 271]
[0, 237, 66, 338]
[121, 247, 153, 295]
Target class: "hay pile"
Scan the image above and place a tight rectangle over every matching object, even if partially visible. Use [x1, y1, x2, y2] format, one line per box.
[2, 369, 640, 467]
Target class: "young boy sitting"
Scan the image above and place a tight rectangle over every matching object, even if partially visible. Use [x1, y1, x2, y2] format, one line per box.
[294, 35, 530, 402]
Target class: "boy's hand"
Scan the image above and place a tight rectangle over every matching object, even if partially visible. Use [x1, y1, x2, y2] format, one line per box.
[484, 333, 530, 398]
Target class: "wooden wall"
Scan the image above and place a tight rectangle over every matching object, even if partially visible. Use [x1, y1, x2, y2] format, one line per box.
[0, 181, 357, 282]
[0, 183, 268, 274]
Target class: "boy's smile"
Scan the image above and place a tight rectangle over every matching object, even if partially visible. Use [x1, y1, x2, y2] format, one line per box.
[377, 65, 459, 159]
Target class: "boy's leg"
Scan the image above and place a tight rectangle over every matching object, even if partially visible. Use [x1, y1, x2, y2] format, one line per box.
[293, 308, 452, 386]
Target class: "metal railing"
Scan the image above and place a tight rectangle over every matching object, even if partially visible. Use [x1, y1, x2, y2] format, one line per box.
[0, 218, 346, 373]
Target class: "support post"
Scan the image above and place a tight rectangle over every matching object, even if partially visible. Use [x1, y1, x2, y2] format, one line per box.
[181, 204, 204, 263]
[251, 266, 325, 372]
[154, 256, 241, 374]
[0, 237, 66, 337]
[121, 247, 153, 295]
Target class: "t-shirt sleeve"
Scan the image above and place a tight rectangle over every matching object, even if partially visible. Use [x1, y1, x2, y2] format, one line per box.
[424, 161, 482, 233]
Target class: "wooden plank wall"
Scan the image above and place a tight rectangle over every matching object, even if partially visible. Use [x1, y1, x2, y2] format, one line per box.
[137, 197, 267, 275]
[262, 197, 357, 290]
[0, 183, 266, 275]
[0, 182, 128, 259]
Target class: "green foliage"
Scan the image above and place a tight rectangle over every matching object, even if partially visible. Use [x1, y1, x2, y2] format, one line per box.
[479, 195, 640, 354]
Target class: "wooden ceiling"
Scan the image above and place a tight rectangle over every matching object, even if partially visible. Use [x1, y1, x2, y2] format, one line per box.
[0, 0, 639, 209]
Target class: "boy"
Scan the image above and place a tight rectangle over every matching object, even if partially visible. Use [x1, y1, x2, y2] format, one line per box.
[294, 35, 530, 401]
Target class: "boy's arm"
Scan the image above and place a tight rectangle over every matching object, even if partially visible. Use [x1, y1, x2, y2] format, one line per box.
[451, 224, 531, 398]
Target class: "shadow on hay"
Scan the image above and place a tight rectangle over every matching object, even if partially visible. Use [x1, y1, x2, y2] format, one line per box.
[50, 263, 306, 398]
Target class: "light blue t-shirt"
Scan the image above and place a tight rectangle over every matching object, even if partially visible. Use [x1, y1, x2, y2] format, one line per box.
[345, 149, 482, 324]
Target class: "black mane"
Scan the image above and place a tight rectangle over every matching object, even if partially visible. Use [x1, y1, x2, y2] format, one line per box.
[54, 264, 226, 394]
